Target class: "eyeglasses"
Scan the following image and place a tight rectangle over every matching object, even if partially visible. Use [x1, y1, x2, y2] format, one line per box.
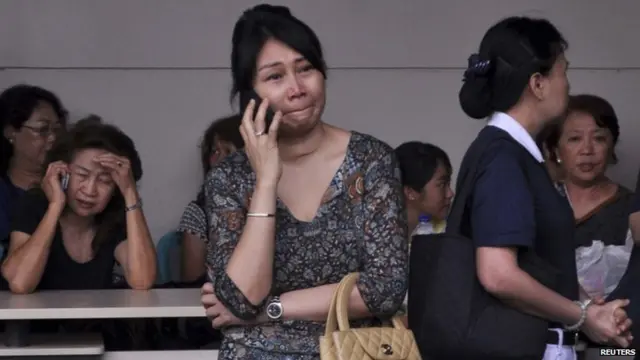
[22, 124, 63, 137]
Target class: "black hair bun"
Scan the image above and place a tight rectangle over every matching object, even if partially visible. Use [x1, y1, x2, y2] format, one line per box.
[459, 79, 492, 120]
[459, 53, 495, 119]
[245, 4, 292, 18]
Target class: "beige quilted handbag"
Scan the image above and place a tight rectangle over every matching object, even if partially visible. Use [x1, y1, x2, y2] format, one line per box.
[319, 273, 422, 360]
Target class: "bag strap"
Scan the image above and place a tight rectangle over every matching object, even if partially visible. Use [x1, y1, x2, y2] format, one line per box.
[323, 272, 355, 336]
[335, 273, 360, 331]
[336, 273, 407, 331]
[446, 128, 514, 234]
[324, 273, 406, 335]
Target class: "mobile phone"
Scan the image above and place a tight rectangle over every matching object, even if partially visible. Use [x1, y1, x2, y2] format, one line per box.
[60, 173, 69, 192]
[239, 89, 276, 132]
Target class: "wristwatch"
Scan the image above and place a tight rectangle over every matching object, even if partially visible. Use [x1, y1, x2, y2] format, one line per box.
[266, 296, 283, 321]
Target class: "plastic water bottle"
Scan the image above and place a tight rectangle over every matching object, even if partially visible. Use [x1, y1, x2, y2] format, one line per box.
[412, 214, 435, 236]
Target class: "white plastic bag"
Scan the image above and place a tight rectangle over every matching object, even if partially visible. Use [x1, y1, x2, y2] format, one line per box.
[575, 230, 633, 299]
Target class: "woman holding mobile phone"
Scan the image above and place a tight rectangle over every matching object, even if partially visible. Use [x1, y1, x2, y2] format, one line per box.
[2, 115, 156, 294]
[199, 4, 408, 359]
[0, 84, 67, 265]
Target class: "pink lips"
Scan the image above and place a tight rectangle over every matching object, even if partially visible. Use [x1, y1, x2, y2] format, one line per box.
[76, 200, 94, 208]
[577, 163, 595, 172]
[286, 106, 312, 116]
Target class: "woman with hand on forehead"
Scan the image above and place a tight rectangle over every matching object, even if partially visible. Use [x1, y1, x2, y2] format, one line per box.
[200, 4, 408, 359]
[2, 115, 156, 294]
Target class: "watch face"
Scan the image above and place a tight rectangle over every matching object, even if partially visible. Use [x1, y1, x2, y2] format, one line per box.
[267, 303, 282, 319]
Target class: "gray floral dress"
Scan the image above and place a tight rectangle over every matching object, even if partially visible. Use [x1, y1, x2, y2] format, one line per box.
[204, 132, 409, 359]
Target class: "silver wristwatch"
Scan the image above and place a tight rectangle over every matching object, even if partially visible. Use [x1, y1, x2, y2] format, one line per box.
[266, 296, 283, 321]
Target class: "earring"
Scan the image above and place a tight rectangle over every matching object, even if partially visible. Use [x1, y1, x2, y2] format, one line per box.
[556, 158, 562, 164]
[8, 138, 14, 144]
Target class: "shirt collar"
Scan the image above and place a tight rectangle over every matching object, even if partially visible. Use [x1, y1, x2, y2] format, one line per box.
[488, 112, 544, 163]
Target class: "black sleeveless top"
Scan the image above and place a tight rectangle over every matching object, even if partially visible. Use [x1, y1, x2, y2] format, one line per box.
[10, 190, 125, 290]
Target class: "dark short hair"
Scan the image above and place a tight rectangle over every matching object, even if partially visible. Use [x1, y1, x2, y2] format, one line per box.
[230, 4, 327, 105]
[395, 141, 452, 192]
[45, 115, 142, 252]
[199, 114, 244, 176]
[0, 84, 68, 175]
[543, 94, 620, 164]
[459, 17, 568, 119]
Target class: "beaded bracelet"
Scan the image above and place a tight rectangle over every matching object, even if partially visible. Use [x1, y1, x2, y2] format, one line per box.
[565, 299, 593, 331]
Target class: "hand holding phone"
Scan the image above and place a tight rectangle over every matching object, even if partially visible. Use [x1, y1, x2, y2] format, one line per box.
[41, 161, 68, 207]
[238, 91, 283, 186]
[239, 89, 276, 133]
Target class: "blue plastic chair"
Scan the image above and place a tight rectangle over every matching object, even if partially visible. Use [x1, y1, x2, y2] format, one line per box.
[155, 230, 182, 285]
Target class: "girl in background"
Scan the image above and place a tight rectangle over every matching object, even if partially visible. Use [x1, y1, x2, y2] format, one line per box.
[178, 114, 243, 284]
[395, 141, 453, 238]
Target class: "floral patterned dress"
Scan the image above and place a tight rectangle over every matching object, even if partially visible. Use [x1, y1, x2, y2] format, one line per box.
[204, 131, 409, 359]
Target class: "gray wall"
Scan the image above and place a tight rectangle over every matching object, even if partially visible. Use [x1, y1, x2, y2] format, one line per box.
[1, 0, 638, 240]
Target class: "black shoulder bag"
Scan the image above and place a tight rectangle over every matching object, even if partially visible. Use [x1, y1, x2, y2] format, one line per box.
[408, 130, 560, 360]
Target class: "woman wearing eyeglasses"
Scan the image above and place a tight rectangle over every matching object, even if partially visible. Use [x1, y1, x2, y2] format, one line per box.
[0, 84, 67, 269]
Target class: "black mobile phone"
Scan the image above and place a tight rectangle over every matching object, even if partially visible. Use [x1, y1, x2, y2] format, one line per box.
[60, 173, 69, 192]
[239, 89, 276, 132]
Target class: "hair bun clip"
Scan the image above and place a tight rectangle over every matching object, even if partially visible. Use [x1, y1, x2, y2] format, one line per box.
[463, 53, 492, 80]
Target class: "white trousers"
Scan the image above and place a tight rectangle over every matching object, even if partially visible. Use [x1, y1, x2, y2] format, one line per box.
[542, 328, 577, 360]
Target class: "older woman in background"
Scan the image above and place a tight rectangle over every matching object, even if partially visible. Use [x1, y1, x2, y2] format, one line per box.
[3, 116, 156, 293]
[542, 94, 636, 355]
[0, 85, 67, 260]
[544, 94, 633, 257]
